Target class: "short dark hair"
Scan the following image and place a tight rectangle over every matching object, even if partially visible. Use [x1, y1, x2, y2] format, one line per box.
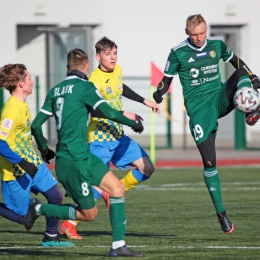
[67, 49, 89, 70]
[0, 63, 27, 93]
[95, 36, 117, 54]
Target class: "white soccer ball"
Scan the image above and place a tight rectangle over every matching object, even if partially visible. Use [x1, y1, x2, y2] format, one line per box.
[233, 87, 260, 113]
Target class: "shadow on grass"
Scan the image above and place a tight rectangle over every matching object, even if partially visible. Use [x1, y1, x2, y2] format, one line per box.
[0, 229, 177, 238]
[0, 248, 103, 257]
[72, 230, 177, 238]
[0, 229, 46, 236]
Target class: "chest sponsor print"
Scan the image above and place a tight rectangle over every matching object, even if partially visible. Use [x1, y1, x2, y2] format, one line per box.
[196, 52, 208, 58]
[190, 68, 199, 78]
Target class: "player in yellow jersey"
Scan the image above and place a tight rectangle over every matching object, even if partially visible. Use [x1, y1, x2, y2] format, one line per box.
[0, 64, 74, 247]
[59, 37, 159, 239]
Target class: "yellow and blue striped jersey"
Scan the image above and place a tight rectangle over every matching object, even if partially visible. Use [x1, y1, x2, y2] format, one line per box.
[88, 65, 124, 143]
[0, 96, 42, 181]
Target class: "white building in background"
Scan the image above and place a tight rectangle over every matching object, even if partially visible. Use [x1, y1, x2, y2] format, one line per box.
[0, 0, 259, 148]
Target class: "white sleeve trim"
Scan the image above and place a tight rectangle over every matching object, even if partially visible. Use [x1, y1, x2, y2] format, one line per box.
[224, 52, 233, 63]
[164, 73, 176, 78]
[40, 108, 53, 116]
[93, 100, 106, 110]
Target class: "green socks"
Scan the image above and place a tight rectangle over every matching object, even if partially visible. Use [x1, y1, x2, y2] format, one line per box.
[110, 197, 126, 242]
[203, 167, 225, 214]
[39, 204, 77, 220]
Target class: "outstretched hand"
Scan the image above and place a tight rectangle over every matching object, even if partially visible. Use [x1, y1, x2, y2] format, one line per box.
[143, 99, 160, 113]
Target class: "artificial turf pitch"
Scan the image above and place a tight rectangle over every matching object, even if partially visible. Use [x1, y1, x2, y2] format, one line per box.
[0, 167, 259, 259]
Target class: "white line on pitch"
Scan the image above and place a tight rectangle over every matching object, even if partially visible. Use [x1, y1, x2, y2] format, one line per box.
[1, 245, 260, 250]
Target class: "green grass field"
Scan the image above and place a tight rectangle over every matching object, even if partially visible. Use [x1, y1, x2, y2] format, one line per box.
[0, 167, 259, 259]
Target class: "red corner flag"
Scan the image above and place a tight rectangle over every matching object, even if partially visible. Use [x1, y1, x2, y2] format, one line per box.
[150, 62, 172, 93]
[150, 62, 163, 86]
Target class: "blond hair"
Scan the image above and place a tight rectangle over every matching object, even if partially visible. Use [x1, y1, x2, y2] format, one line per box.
[186, 14, 206, 32]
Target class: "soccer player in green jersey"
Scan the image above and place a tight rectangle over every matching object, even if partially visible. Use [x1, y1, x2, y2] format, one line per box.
[59, 36, 160, 240]
[27, 49, 145, 257]
[153, 14, 260, 234]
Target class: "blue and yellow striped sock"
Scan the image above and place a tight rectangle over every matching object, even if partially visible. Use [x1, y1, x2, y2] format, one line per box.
[120, 169, 150, 191]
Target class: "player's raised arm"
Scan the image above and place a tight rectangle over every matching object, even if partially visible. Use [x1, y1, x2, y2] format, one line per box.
[229, 54, 260, 90]
[122, 84, 159, 113]
[153, 76, 173, 104]
[91, 108, 143, 121]
[95, 101, 144, 134]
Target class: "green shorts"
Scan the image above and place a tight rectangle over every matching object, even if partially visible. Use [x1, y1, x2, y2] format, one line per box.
[187, 83, 234, 145]
[56, 153, 110, 209]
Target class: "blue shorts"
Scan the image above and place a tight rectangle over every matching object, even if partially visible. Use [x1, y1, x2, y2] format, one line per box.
[89, 135, 148, 169]
[2, 163, 57, 215]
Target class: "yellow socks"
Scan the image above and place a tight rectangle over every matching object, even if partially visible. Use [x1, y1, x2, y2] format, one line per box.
[120, 170, 140, 191]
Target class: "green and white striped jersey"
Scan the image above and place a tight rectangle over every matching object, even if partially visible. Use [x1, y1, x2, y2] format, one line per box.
[164, 37, 233, 112]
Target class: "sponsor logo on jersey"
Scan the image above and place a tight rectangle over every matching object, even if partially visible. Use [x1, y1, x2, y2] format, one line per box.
[191, 79, 200, 86]
[196, 52, 208, 58]
[190, 68, 199, 78]
[119, 94, 122, 99]
[191, 74, 219, 86]
[201, 64, 218, 75]
[165, 60, 170, 71]
[0, 130, 8, 137]
[209, 187, 216, 191]
[26, 118, 30, 127]
[118, 84, 123, 90]
[95, 89, 103, 98]
[201, 74, 219, 83]
[209, 51, 216, 58]
[188, 57, 195, 63]
[105, 79, 110, 83]
[117, 76, 121, 82]
[106, 86, 112, 94]
[2, 118, 13, 130]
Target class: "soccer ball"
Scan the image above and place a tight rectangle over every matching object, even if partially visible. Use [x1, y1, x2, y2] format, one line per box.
[233, 87, 260, 113]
